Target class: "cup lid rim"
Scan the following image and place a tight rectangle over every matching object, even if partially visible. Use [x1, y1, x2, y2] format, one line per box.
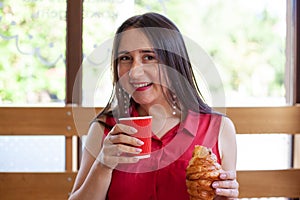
[119, 116, 152, 121]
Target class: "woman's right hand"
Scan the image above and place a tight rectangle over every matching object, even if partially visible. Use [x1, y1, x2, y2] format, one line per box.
[97, 123, 145, 169]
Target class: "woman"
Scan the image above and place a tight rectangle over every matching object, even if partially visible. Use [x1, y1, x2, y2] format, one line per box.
[69, 12, 239, 200]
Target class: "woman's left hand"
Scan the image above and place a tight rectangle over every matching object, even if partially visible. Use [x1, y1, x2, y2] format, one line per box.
[212, 170, 239, 199]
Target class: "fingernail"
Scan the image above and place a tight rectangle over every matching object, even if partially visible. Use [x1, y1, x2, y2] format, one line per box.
[136, 139, 144, 145]
[130, 127, 137, 133]
[220, 173, 226, 179]
[135, 148, 142, 152]
[212, 182, 218, 188]
[215, 188, 221, 194]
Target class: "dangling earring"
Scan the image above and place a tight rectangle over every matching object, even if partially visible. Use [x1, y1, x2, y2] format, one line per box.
[123, 92, 129, 115]
[118, 87, 129, 115]
[171, 93, 177, 115]
[122, 89, 130, 115]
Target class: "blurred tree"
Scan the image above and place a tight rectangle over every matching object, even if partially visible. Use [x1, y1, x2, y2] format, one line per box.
[0, 0, 286, 105]
[159, 0, 285, 98]
[0, 0, 66, 104]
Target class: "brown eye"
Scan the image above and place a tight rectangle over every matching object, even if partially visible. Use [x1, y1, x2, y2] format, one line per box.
[144, 55, 157, 62]
[120, 56, 128, 60]
[119, 56, 131, 62]
[145, 55, 154, 60]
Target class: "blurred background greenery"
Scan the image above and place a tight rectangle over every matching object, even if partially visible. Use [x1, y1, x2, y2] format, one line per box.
[0, 0, 66, 104]
[0, 0, 286, 106]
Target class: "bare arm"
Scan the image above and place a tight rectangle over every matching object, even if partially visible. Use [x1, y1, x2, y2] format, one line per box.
[69, 120, 144, 200]
[213, 116, 239, 199]
[69, 122, 113, 200]
[220, 116, 237, 171]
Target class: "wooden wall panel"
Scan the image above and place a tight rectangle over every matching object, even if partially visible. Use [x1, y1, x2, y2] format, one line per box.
[1, 106, 299, 136]
[0, 172, 76, 200]
[1, 106, 300, 199]
[237, 169, 300, 198]
[226, 106, 300, 134]
[0, 107, 76, 136]
[1, 170, 299, 199]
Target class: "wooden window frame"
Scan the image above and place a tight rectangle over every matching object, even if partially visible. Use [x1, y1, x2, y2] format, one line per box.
[65, 0, 82, 171]
[296, 0, 300, 103]
[66, 0, 82, 105]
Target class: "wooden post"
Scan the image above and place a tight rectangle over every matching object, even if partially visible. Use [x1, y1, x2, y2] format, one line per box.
[66, 0, 83, 171]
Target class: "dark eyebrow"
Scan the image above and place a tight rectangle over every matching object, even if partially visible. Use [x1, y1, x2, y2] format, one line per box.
[117, 50, 129, 55]
[117, 49, 155, 55]
[140, 49, 155, 53]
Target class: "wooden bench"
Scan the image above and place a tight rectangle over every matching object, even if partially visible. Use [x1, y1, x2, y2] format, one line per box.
[0, 106, 299, 199]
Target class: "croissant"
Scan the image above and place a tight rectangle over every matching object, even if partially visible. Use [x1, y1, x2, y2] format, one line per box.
[186, 145, 221, 200]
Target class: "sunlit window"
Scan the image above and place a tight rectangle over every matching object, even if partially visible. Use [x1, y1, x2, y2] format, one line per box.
[0, 0, 66, 172]
[0, 136, 65, 172]
[82, 0, 287, 108]
[0, 0, 66, 106]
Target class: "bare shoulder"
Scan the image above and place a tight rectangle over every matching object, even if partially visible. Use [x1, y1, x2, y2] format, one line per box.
[84, 115, 107, 159]
[219, 116, 237, 170]
[88, 114, 108, 135]
[221, 116, 236, 136]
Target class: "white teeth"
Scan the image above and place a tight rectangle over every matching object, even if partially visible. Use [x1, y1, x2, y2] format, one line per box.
[132, 83, 150, 88]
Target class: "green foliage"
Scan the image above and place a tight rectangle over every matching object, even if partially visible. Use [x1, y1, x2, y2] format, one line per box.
[0, 0, 286, 105]
[162, 0, 285, 98]
[0, 0, 66, 104]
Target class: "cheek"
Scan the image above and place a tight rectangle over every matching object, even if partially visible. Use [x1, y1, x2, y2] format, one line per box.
[144, 65, 159, 80]
[117, 66, 133, 93]
[117, 65, 126, 79]
[117, 65, 130, 84]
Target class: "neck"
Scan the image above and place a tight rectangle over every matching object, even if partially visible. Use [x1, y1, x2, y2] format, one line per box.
[135, 103, 181, 139]
[138, 103, 179, 118]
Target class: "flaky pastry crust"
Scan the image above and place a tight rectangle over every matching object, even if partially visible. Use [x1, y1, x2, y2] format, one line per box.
[186, 145, 221, 200]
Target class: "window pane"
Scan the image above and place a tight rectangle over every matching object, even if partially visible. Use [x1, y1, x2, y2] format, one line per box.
[236, 134, 292, 170]
[82, 0, 123, 107]
[0, 0, 66, 105]
[82, 0, 286, 107]
[164, 0, 287, 107]
[0, 136, 65, 172]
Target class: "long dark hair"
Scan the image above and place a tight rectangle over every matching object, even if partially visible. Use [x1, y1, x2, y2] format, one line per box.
[97, 12, 213, 120]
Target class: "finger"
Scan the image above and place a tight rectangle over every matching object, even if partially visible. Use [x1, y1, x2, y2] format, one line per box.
[98, 146, 141, 169]
[215, 188, 239, 198]
[109, 134, 144, 146]
[219, 170, 237, 180]
[116, 143, 143, 155]
[116, 156, 140, 164]
[214, 196, 238, 200]
[102, 144, 117, 155]
[110, 124, 137, 135]
[212, 180, 239, 189]
[105, 143, 142, 156]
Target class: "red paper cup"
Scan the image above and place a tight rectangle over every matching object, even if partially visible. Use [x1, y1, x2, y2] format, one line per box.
[119, 116, 152, 159]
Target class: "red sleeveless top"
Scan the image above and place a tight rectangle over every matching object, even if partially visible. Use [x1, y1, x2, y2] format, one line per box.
[103, 109, 222, 200]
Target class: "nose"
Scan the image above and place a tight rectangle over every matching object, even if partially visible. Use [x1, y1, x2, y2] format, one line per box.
[128, 58, 144, 78]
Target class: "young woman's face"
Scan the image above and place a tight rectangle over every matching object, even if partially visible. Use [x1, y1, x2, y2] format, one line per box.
[117, 29, 169, 108]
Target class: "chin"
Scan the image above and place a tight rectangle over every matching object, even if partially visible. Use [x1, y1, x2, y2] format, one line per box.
[132, 96, 155, 106]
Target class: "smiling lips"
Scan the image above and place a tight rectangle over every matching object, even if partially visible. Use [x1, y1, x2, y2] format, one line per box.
[132, 82, 153, 91]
